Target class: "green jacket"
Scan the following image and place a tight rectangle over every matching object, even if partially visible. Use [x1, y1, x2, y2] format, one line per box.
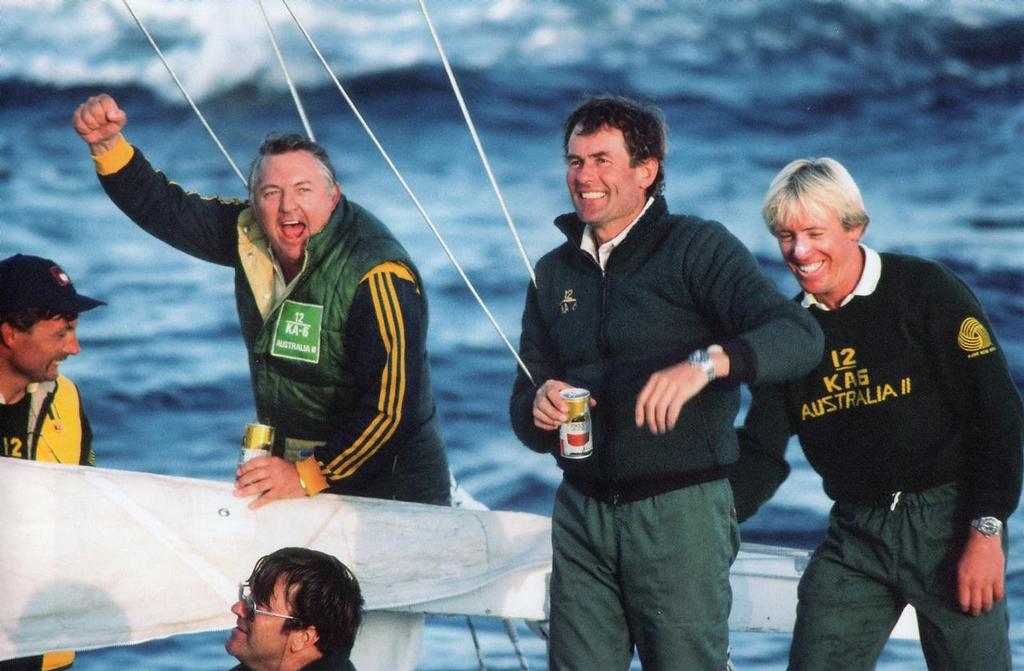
[99, 146, 449, 504]
[510, 197, 823, 497]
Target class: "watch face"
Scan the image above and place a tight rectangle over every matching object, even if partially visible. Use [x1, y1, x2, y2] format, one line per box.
[973, 517, 1002, 536]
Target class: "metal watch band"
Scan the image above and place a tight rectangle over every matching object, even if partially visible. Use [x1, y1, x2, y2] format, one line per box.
[687, 349, 716, 382]
[970, 516, 1002, 537]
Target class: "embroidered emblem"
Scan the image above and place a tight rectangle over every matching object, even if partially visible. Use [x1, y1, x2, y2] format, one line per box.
[271, 300, 324, 363]
[957, 317, 995, 358]
[50, 265, 71, 286]
[560, 290, 577, 314]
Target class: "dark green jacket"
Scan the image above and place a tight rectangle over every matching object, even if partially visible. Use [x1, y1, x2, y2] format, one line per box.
[509, 197, 823, 496]
[99, 147, 449, 504]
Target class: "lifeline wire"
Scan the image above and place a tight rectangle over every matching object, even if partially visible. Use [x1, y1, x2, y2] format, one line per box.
[502, 618, 531, 670]
[417, 0, 536, 287]
[281, 0, 535, 385]
[255, 0, 317, 142]
[466, 616, 488, 671]
[121, 0, 248, 189]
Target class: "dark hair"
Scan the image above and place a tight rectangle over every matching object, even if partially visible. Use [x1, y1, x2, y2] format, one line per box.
[0, 307, 75, 332]
[248, 133, 338, 200]
[248, 547, 363, 656]
[562, 95, 667, 197]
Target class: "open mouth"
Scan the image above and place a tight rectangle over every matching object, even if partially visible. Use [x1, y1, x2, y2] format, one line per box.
[280, 220, 306, 241]
[796, 260, 825, 275]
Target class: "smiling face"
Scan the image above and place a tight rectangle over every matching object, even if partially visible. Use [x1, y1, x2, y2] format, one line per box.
[775, 206, 865, 309]
[251, 151, 341, 277]
[565, 125, 657, 244]
[1, 316, 80, 391]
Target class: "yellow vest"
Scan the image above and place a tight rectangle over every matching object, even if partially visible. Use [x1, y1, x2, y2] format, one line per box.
[22, 376, 87, 669]
[27, 375, 90, 465]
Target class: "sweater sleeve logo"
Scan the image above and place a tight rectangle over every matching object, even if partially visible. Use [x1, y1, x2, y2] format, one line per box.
[560, 289, 578, 314]
[957, 317, 996, 358]
[271, 300, 324, 363]
[801, 347, 912, 421]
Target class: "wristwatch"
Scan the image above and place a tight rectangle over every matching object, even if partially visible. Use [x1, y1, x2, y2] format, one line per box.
[687, 348, 717, 382]
[970, 516, 1003, 537]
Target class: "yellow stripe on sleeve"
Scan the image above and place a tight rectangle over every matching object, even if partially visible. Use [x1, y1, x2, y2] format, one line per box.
[323, 269, 408, 479]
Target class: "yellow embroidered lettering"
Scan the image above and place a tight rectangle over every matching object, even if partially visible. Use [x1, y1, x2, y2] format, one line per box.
[822, 374, 842, 393]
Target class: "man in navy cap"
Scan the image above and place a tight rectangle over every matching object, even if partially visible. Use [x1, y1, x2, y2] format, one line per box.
[0, 253, 104, 671]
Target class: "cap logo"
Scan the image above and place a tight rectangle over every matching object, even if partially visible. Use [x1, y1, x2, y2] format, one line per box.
[50, 265, 71, 287]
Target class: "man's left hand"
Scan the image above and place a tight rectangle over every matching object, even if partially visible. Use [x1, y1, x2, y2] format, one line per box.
[635, 361, 708, 434]
[234, 456, 305, 510]
[956, 528, 1005, 616]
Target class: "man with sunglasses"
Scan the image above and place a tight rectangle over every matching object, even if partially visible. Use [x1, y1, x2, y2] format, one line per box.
[228, 547, 363, 671]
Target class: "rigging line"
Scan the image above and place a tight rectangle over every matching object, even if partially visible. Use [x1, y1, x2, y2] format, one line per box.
[254, 0, 316, 142]
[416, 0, 536, 287]
[121, 0, 248, 189]
[465, 616, 488, 671]
[280, 0, 536, 385]
[501, 618, 530, 671]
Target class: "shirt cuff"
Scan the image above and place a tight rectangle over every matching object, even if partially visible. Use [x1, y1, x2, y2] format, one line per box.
[295, 457, 329, 496]
[91, 135, 134, 176]
[720, 337, 757, 383]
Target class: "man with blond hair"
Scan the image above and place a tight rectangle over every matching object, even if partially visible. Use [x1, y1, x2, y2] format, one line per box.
[732, 157, 1023, 670]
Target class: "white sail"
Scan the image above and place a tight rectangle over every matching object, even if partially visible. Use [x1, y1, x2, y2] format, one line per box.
[0, 458, 917, 662]
[0, 458, 549, 660]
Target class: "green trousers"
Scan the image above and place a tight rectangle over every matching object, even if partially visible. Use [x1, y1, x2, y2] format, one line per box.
[789, 483, 1011, 670]
[548, 478, 740, 671]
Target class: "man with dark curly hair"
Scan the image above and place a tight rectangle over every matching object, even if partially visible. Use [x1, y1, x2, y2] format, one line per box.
[227, 547, 363, 671]
[509, 96, 823, 669]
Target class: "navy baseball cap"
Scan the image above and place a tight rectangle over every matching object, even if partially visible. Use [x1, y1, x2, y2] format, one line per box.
[0, 254, 105, 315]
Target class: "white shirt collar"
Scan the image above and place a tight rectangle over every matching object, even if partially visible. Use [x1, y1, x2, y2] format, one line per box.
[802, 244, 881, 310]
[580, 197, 655, 270]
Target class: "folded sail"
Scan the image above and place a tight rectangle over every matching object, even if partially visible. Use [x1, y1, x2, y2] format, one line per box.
[0, 458, 917, 661]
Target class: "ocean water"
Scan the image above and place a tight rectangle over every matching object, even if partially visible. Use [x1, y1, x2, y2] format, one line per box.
[2, 1, 1023, 669]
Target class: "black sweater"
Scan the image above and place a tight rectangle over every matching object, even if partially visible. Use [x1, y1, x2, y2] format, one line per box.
[733, 253, 1023, 522]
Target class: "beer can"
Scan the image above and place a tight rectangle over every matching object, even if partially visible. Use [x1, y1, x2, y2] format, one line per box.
[559, 388, 592, 459]
[239, 422, 275, 464]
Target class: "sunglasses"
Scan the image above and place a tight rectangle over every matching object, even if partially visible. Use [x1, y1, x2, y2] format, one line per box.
[238, 581, 300, 623]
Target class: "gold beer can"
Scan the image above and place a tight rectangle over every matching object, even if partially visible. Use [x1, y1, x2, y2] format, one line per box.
[239, 422, 275, 464]
[559, 388, 592, 459]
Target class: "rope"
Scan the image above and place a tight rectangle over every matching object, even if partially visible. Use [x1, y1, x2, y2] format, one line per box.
[416, 0, 535, 287]
[465, 616, 488, 671]
[280, 0, 535, 385]
[502, 618, 530, 670]
[416, 6, 541, 664]
[254, 0, 316, 142]
[121, 0, 248, 189]
[726, 645, 738, 671]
